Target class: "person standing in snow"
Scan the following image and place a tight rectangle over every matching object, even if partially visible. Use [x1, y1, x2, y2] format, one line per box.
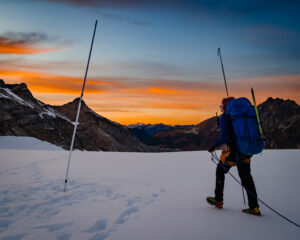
[206, 97, 261, 216]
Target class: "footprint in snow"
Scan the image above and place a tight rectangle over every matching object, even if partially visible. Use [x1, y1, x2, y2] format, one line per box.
[152, 193, 159, 198]
[0, 233, 26, 240]
[33, 222, 73, 232]
[0, 219, 15, 233]
[88, 231, 111, 240]
[56, 232, 72, 240]
[114, 207, 139, 225]
[127, 197, 142, 207]
[83, 219, 108, 233]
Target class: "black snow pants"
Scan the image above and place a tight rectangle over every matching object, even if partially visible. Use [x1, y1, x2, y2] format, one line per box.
[214, 162, 259, 209]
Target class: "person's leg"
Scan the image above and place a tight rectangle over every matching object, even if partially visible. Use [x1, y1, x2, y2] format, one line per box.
[237, 163, 259, 209]
[215, 163, 231, 202]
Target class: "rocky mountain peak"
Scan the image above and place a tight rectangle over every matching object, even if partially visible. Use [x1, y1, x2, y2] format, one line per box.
[258, 97, 300, 125]
[262, 97, 299, 109]
[57, 97, 98, 123]
[0, 79, 5, 87]
[0, 80, 39, 106]
[0, 79, 163, 152]
[61, 97, 85, 109]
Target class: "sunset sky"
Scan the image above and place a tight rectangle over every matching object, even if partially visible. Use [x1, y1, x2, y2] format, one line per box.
[1, 0, 299, 125]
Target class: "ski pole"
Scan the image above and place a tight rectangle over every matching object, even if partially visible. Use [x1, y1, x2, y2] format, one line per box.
[217, 48, 229, 97]
[64, 20, 98, 192]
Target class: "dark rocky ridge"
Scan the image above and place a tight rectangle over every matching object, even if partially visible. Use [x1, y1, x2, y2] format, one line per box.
[128, 123, 194, 146]
[258, 97, 300, 149]
[142, 97, 300, 150]
[0, 79, 163, 152]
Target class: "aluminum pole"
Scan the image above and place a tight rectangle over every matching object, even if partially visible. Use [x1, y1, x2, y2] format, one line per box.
[64, 20, 98, 192]
[217, 47, 229, 97]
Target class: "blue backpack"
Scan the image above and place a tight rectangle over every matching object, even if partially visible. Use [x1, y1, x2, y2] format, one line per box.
[226, 97, 264, 155]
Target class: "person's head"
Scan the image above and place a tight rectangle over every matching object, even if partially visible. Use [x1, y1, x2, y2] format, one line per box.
[220, 97, 235, 112]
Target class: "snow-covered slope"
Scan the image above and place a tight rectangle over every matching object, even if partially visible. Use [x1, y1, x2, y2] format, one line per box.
[0, 136, 64, 150]
[0, 149, 299, 240]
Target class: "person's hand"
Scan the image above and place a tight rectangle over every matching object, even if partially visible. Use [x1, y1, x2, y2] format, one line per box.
[208, 145, 215, 153]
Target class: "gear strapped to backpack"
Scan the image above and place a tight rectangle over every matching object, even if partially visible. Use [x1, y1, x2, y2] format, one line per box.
[220, 149, 251, 166]
[226, 97, 264, 155]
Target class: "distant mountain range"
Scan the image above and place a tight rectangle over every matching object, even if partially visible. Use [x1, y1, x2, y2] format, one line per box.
[128, 123, 193, 144]
[133, 98, 300, 150]
[1, 79, 299, 151]
[128, 123, 194, 135]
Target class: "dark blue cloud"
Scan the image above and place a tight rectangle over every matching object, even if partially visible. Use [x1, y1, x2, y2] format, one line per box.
[207, 0, 299, 14]
[98, 12, 149, 26]
[0, 32, 57, 45]
[0, 32, 72, 46]
[41, 0, 300, 13]
[242, 25, 300, 60]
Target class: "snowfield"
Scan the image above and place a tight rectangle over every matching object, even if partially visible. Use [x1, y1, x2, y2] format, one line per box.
[0, 137, 299, 240]
[0, 136, 64, 151]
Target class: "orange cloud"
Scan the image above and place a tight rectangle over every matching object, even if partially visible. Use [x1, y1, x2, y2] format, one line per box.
[1, 68, 299, 125]
[229, 74, 300, 104]
[0, 43, 60, 54]
[0, 32, 67, 55]
[149, 87, 178, 95]
[83, 74, 300, 125]
[0, 69, 111, 94]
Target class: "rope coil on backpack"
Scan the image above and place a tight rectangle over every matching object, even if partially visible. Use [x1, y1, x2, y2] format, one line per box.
[210, 151, 300, 229]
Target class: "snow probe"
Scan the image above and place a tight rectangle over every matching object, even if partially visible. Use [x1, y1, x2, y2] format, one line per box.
[64, 20, 98, 192]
